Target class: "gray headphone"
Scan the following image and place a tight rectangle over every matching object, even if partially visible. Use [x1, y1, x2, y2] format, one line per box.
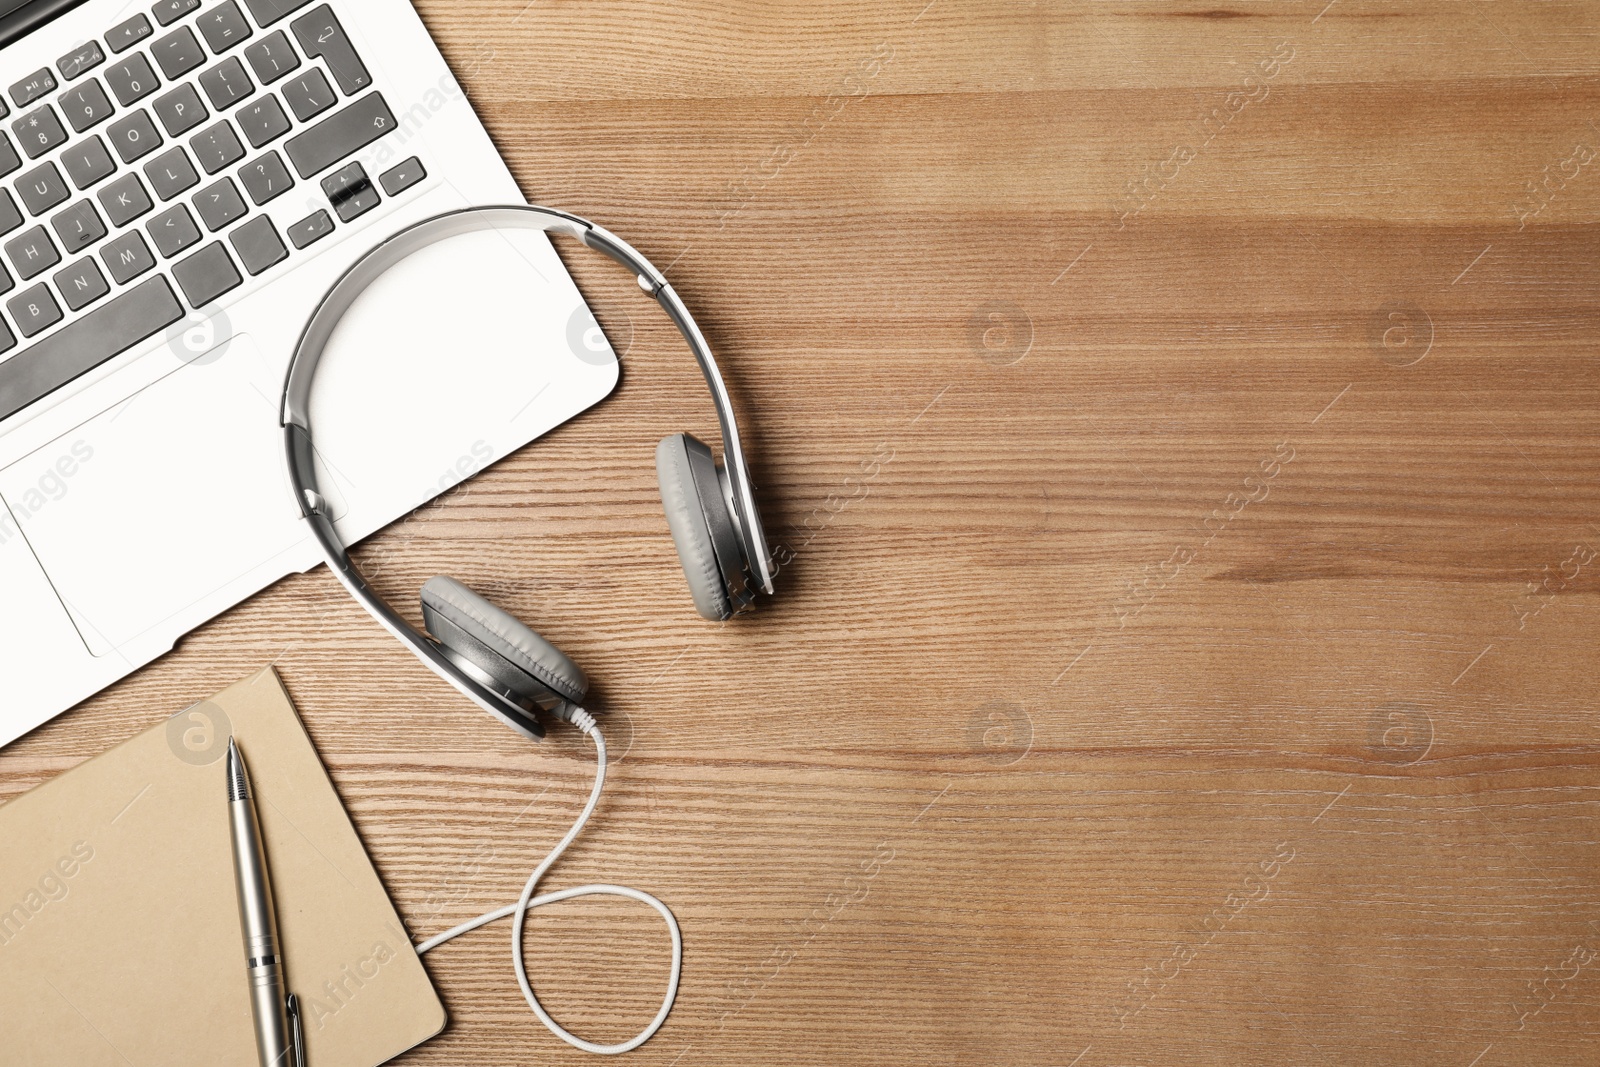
[281, 205, 774, 741]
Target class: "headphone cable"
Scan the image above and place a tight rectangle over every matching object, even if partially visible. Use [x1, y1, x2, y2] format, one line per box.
[415, 712, 682, 1055]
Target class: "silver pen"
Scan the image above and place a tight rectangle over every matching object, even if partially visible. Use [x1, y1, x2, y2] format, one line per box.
[227, 738, 305, 1067]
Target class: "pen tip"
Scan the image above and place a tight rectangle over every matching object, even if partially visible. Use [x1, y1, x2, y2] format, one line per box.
[225, 737, 251, 801]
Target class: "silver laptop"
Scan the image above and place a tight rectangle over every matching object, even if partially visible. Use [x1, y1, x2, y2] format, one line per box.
[0, 0, 620, 747]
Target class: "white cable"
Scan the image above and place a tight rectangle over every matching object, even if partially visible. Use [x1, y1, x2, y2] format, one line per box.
[415, 715, 682, 1055]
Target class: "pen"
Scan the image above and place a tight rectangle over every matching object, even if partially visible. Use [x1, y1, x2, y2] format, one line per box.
[227, 737, 305, 1067]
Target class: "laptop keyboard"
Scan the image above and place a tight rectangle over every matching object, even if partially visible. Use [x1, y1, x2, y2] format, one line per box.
[0, 0, 429, 423]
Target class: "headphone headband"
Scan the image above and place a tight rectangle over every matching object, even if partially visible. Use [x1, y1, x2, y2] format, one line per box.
[281, 205, 772, 738]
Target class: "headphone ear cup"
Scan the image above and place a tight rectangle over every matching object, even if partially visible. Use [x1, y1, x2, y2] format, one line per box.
[420, 577, 588, 707]
[656, 433, 744, 621]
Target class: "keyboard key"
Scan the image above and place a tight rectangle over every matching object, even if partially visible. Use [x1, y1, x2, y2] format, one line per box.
[285, 208, 329, 248]
[0, 190, 23, 235]
[148, 203, 200, 255]
[243, 30, 300, 85]
[198, 1, 252, 54]
[17, 162, 68, 214]
[280, 67, 332, 122]
[241, 0, 310, 25]
[12, 106, 67, 159]
[54, 256, 109, 310]
[10, 69, 56, 109]
[379, 157, 425, 196]
[152, 0, 201, 25]
[107, 14, 155, 53]
[5, 225, 58, 279]
[58, 79, 115, 133]
[198, 56, 252, 110]
[101, 229, 156, 283]
[0, 276, 183, 419]
[229, 214, 284, 275]
[107, 109, 161, 162]
[192, 176, 244, 230]
[57, 42, 105, 82]
[51, 200, 106, 254]
[9, 282, 61, 336]
[104, 53, 160, 107]
[236, 94, 288, 147]
[172, 240, 239, 305]
[153, 83, 207, 136]
[290, 7, 369, 95]
[144, 146, 199, 199]
[0, 133, 20, 178]
[190, 120, 243, 172]
[60, 136, 115, 190]
[0, 314, 13, 351]
[284, 92, 392, 179]
[99, 173, 153, 225]
[237, 150, 290, 204]
[152, 26, 205, 80]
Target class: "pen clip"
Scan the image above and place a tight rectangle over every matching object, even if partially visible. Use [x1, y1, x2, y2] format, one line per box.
[287, 993, 306, 1067]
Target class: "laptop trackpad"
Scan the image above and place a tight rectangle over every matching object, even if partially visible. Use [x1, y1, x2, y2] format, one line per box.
[0, 334, 300, 655]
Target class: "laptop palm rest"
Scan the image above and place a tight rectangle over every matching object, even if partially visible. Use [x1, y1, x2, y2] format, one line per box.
[0, 228, 619, 660]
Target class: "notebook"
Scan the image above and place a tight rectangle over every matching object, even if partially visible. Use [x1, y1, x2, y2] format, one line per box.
[0, 667, 446, 1066]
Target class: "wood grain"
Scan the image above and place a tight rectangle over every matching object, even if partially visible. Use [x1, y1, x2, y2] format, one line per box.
[6, 1, 1600, 1063]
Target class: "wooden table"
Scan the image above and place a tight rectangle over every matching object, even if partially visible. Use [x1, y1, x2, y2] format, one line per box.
[5, 1, 1600, 1063]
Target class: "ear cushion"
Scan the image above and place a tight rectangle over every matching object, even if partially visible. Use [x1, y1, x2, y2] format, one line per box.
[420, 577, 588, 704]
[656, 433, 740, 621]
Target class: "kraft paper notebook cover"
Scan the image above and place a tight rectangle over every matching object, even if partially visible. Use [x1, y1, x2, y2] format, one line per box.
[0, 667, 446, 1066]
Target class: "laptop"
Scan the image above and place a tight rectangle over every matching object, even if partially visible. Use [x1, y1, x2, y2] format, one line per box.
[0, 0, 620, 747]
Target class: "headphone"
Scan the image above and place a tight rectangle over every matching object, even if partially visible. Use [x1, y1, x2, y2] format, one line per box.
[279, 204, 774, 1054]
[281, 204, 774, 742]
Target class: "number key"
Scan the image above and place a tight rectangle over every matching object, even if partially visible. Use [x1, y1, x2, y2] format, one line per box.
[58, 78, 115, 133]
[12, 106, 67, 159]
[105, 53, 161, 106]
